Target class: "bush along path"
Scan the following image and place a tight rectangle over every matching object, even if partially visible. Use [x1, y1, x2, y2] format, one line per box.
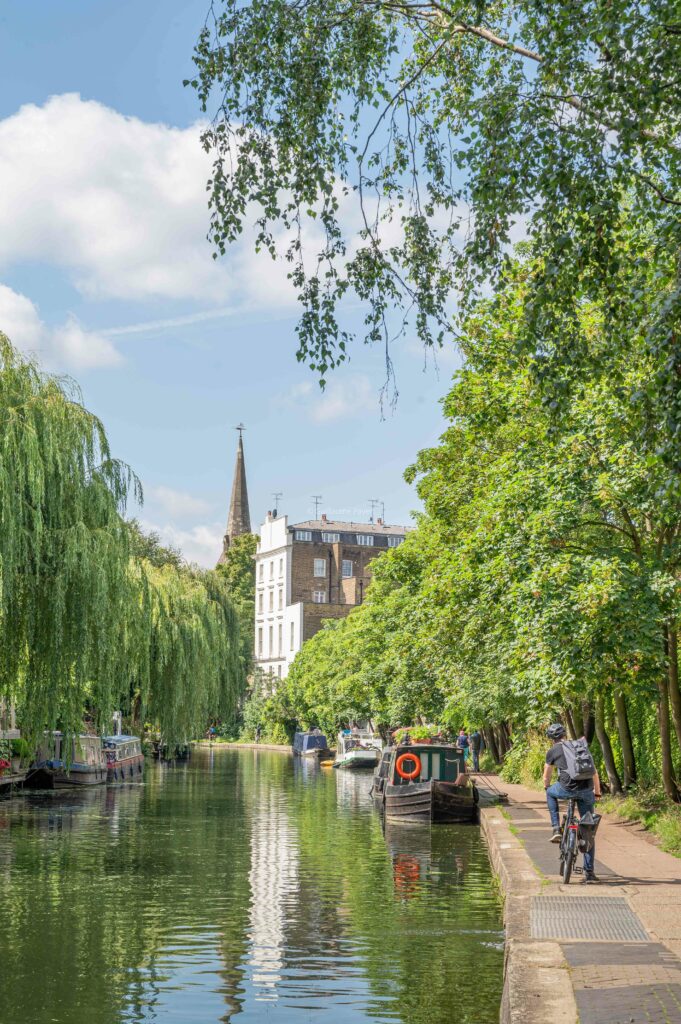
[480, 777, 681, 1024]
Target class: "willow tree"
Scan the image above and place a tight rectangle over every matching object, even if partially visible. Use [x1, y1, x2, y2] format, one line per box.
[0, 335, 141, 740]
[0, 335, 245, 744]
[189, 0, 680, 439]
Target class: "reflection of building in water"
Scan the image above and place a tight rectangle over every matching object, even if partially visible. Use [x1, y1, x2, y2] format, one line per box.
[247, 789, 299, 998]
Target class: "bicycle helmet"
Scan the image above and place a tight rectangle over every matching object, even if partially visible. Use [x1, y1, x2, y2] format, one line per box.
[547, 723, 566, 740]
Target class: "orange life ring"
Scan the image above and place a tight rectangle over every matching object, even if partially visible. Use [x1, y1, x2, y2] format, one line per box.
[396, 752, 422, 780]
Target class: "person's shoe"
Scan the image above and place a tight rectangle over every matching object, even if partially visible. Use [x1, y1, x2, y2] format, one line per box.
[549, 828, 561, 844]
[581, 872, 599, 884]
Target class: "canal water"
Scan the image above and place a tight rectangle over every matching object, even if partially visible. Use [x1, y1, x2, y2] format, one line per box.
[0, 749, 503, 1024]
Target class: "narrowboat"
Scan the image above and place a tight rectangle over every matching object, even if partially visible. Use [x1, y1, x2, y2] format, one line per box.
[371, 743, 478, 823]
[292, 731, 333, 759]
[333, 729, 382, 771]
[102, 734, 144, 782]
[27, 733, 107, 788]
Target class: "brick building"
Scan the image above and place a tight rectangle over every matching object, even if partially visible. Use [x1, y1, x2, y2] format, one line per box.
[254, 513, 408, 684]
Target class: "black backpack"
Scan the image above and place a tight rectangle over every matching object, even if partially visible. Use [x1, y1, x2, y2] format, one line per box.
[561, 738, 595, 781]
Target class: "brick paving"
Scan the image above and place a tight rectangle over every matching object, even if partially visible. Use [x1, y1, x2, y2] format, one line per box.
[480, 777, 681, 1023]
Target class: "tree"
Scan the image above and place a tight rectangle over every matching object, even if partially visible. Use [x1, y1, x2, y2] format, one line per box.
[0, 334, 245, 746]
[189, 0, 680, 436]
[215, 532, 258, 673]
[127, 519, 184, 571]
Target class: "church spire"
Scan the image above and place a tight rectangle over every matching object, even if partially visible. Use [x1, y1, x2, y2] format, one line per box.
[218, 424, 251, 564]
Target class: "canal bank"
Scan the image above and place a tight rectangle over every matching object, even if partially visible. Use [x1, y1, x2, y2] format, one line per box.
[479, 776, 681, 1024]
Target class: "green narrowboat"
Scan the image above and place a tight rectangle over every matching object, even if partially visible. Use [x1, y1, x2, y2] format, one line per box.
[372, 743, 478, 823]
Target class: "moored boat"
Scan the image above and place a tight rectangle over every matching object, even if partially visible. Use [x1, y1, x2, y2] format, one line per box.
[103, 734, 144, 782]
[27, 733, 107, 789]
[371, 743, 478, 824]
[333, 729, 382, 771]
[292, 731, 333, 759]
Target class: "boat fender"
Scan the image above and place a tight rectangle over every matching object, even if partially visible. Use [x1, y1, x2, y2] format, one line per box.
[396, 753, 421, 781]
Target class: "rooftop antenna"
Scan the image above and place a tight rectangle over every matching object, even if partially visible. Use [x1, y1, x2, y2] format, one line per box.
[272, 492, 283, 517]
[312, 495, 323, 520]
[380, 501, 385, 523]
[368, 499, 381, 524]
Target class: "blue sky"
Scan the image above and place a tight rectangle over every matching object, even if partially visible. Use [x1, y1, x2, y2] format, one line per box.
[0, 0, 458, 564]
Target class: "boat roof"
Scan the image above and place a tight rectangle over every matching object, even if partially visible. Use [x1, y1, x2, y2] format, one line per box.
[102, 734, 140, 744]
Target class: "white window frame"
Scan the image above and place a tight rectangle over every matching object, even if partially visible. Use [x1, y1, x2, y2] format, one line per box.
[321, 531, 340, 543]
[357, 534, 374, 546]
[259, 563, 264, 581]
[278, 588, 283, 609]
[258, 592, 264, 613]
[312, 591, 326, 604]
[269, 625, 273, 651]
[278, 623, 283, 654]
[279, 558, 284, 576]
[258, 628, 263, 655]
[290, 621, 295, 651]
[269, 561, 274, 578]
[388, 536, 404, 548]
[268, 590, 274, 611]
[295, 530, 312, 541]
[342, 559, 353, 578]
[313, 558, 327, 577]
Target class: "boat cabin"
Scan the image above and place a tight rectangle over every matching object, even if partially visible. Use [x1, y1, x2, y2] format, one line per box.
[37, 732, 106, 767]
[102, 735, 143, 763]
[377, 744, 468, 786]
[293, 732, 330, 755]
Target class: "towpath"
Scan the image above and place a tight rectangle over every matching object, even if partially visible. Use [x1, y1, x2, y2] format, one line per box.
[479, 775, 681, 1024]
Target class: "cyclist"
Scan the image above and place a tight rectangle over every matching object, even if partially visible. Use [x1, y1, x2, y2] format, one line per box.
[543, 723, 601, 885]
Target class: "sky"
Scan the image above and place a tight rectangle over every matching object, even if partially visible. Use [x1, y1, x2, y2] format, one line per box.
[0, 0, 459, 565]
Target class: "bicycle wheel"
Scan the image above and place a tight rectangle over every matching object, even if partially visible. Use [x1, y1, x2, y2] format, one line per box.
[561, 832, 577, 883]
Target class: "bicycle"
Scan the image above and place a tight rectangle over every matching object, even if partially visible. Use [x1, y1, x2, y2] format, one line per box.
[558, 798, 600, 883]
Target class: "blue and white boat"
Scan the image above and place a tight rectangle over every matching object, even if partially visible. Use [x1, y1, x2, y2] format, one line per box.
[28, 733, 107, 788]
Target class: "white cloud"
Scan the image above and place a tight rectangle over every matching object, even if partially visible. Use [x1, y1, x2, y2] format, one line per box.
[283, 374, 374, 423]
[139, 518, 223, 568]
[0, 93, 300, 309]
[0, 284, 122, 369]
[146, 485, 214, 520]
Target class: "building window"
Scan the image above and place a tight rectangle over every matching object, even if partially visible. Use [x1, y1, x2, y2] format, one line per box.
[322, 531, 340, 543]
[295, 530, 312, 541]
[342, 559, 353, 578]
[357, 534, 374, 546]
[259, 563, 264, 581]
[278, 588, 283, 609]
[269, 590, 274, 611]
[313, 558, 327, 577]
[258, 592, 264, 613]
[277, 664, 282, 677]
[278, 623, 283, 654]
[258, 628, 263, 656]
[312, 591, 326, 604]
[269, 561, 274, 578]
[279, 557, 283, 576]
[388, 536, 404, 547]
[269, 625, 273, 652]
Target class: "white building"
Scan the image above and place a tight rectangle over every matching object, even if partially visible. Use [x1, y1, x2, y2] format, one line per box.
[254, 512, 408, 686]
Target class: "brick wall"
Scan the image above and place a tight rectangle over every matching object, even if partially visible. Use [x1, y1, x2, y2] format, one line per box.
[290, 539, 375, 607]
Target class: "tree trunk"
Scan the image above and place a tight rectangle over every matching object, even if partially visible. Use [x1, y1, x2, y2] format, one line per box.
[657, 677, 680, 802]
[665, 624, 681, 754]
[571, 704, 585, 738]
[483, 727, 501, 765]
[499, 721, 513, 751]
[582, 701, 595, 745]
[613, 690, 637, 788]
[564, 707, 577, 740]
[594, 695, 622, 794]
[495, 724, 509, 758]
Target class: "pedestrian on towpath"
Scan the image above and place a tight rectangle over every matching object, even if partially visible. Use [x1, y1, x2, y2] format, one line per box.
[469, 730, 484, 772]
[457, 729, 470, 760]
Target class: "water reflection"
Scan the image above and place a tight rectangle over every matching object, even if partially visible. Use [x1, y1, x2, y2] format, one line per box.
[0, 749, 503, 1024]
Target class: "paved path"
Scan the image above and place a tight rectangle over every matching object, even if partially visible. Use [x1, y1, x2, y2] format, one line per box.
[479, 775, 681, 1024]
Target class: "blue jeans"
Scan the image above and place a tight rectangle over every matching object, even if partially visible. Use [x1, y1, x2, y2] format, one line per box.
[546, 783, 596, 874]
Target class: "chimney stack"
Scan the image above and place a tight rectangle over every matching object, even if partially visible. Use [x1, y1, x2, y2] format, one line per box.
[321, 513, 327, 523]
[377, 517, 383, 526]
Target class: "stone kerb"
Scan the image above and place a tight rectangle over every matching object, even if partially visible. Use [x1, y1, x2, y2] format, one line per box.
[480, 807, 578, 1024]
